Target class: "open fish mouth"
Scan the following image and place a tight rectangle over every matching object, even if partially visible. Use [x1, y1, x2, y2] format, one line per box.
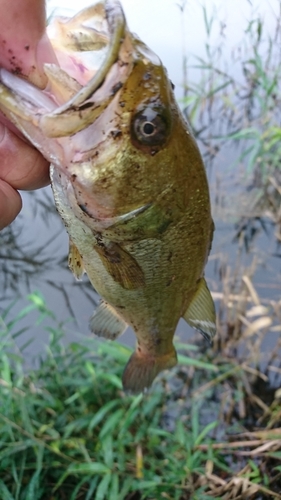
[0, 0, 133, 138]
[52, 0, 126, 109]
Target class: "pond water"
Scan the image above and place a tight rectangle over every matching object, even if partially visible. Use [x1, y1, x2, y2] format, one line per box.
[0, 0, 280, 372]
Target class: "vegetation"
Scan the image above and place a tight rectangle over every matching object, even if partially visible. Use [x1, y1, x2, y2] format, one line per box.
[0, 285, 281, 499]
[182, 1, 281, 210]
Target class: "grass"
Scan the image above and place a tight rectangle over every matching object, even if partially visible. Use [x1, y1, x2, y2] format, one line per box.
[1, 288, 281, 500]
[181, 2, 281, 204]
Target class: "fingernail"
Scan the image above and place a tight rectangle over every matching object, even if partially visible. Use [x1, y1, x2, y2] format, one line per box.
[32, 33, 58, 88]
[0, 120, 6, 143]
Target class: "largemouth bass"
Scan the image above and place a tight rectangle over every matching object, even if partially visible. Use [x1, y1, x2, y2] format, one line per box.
[0, 0, 216, 394]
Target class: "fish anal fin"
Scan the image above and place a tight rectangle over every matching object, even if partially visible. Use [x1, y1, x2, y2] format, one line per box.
[122, 348, 177, 394]
[95, 241, 145, 290]
[90, 301, 127, 340]
[68, 240, 84, 280]
[183, 277, 216, 343]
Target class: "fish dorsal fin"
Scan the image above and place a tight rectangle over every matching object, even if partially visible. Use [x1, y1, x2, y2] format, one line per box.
[68, 240, 85, 280]
[183, 277, 216, 343]
[94, 241, 145, 290]
[90, 301, 127, 340]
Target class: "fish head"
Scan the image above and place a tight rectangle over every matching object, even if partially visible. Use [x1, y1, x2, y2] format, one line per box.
[0, 0, 203, 230]
[67, 38, 178, 223]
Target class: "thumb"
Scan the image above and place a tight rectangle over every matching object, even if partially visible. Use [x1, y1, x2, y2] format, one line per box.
[0, 179, 22, 230]
[0, 0, 57, 88]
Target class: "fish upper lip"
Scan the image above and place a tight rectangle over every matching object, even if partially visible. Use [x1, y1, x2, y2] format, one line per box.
[50, 0, 127, 114]
[0, 2, 133, 140]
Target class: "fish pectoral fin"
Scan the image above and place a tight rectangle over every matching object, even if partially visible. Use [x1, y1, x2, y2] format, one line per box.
[68, 240, 85, 280]
[122, 347, 177, 394]
[94, 241, 145, 290]
[183, 277, 216, 343]
[90, 301, 127, 340]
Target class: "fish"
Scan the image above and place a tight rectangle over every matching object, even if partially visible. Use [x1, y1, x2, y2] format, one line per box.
[0, 0, 216, 394]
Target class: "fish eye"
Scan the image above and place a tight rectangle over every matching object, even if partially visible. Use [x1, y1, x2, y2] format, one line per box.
[131, 107, 170, 147]
[141, 121, 156, 136]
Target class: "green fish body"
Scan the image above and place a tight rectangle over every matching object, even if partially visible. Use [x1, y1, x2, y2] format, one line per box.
[0, 0, 216, 393]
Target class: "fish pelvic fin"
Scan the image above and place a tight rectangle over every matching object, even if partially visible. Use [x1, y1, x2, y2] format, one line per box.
[183, 277, 216, 344]
[90, 301, 127, 340]
[122, 347, 178, 394]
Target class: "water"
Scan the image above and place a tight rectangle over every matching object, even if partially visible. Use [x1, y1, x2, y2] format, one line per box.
[0, 0, 280, 367]
[1, 168, 280, 362]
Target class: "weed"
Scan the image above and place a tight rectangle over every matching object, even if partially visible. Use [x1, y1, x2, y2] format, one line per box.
[1, 292, 281, 499]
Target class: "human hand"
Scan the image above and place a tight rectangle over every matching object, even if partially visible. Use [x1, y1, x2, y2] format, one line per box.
[0, 0, 57, 230]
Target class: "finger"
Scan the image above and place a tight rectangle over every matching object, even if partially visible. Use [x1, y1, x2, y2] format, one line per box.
[0, 0, 57, 88]
[0, 123, 50, 190]
[0, 179, 22, 230]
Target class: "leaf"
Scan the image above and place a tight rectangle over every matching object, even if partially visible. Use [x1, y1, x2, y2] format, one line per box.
[0, 354, 11, 385]
[135, 479, 162, 489]
[0, 481, 15, 500]
[175, 420, 186, 447]
[191, 404, 200, 444]
[25, 473, 40, 500]
[117, 478, 133, 500]
[6, 306, 36, 330]
[174, 342, 199, 352]
[109, 474, 119, 500]
[118, 396, 143, 437]
[99, 409, 125, 439]
[98, 341, 131, 362]
[178, 354, 218, 372]
[225, 127, 259, 141]
[102, 435, 113, 468]
[25, 445, 44, 500]
[67, 463, 110, 475]
[194, 421, 218, 446]
[0, 440, 35, 461]
[53, 462, 110, 492]
[85, 477, 99, 500]
[70, 476, 92, 500]
[96, 473, 111, 500]
[27, 292, 46, 309]
[268, 452, 281, 460]
[11, 327, 28, 340]
[0, 300, 17, 323]
[206, 80, 233, 98]
[148, 428, 171, 439]
[243, 317, 272, 337]
[89, 400, 120, 432]
[99, 373, 122, 389]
